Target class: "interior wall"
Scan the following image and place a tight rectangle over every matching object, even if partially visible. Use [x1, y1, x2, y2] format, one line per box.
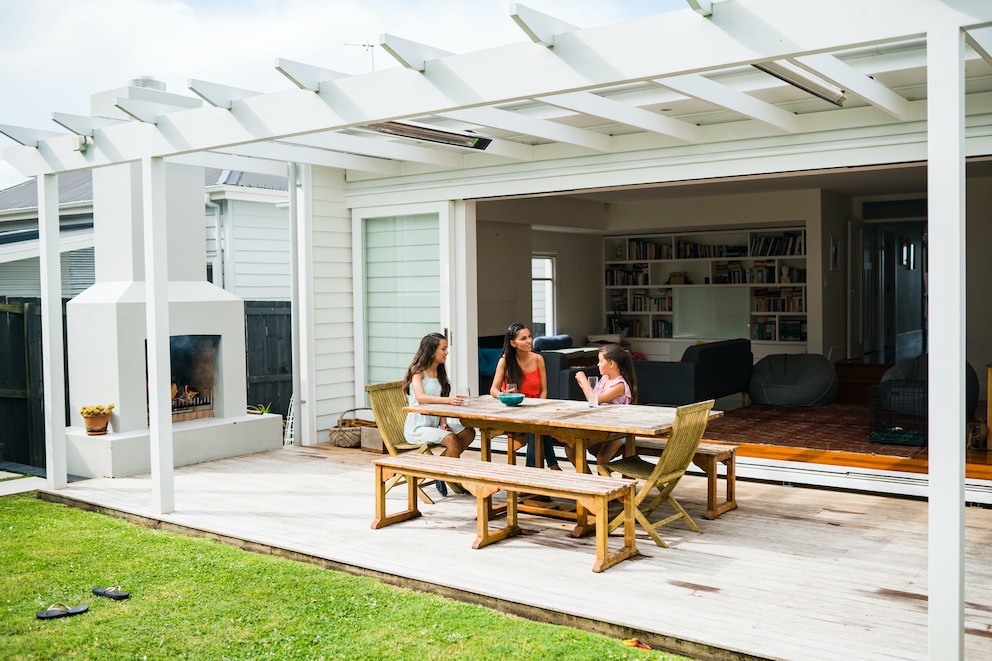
[606, 189, 820, 232]
[820, 191, 850, 362]
[476, 220, 532, 336]
[967, 174, 992, 402]
[532, 230, 602, 342]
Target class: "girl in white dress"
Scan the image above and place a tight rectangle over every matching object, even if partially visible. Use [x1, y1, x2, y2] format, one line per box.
[403, 333, 476, 464]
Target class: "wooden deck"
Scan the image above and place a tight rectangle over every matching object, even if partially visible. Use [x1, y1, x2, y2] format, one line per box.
[36, 444, 992, 661]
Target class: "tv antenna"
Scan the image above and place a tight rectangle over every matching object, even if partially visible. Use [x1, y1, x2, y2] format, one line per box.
[345, 42, 376, 71]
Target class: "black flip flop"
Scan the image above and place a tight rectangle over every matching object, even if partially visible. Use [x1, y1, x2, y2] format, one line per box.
[434, 480, 448, 497]
[92, 586, 130, 600]
[36, 603, 88, 620]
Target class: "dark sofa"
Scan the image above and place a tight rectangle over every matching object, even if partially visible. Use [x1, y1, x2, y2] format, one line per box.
[547, 338, 754, 405]
[635, 338, 753, 405]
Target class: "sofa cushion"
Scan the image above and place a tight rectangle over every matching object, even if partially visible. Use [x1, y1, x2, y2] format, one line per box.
[533, 334, 572, 351]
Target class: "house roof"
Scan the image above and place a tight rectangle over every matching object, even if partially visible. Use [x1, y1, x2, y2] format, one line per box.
[0, 168, 288, 213]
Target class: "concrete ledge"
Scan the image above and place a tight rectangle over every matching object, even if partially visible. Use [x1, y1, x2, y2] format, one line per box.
[66, 414, 283, 478]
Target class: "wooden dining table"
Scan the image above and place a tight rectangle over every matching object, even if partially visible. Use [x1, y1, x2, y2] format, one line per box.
[403, 395, 722, 536]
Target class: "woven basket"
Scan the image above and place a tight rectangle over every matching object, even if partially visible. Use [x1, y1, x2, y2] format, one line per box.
[328, 408, 376, 447]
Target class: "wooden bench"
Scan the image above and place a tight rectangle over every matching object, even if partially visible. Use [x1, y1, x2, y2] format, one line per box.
[372, 454, 639, 573]
[634, 438, 738, 520]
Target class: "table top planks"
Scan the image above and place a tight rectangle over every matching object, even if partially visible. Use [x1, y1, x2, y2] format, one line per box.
[405, 396, 722, 437]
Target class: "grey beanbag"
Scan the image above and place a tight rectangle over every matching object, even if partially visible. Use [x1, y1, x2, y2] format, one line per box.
[749, 353, 838, 407]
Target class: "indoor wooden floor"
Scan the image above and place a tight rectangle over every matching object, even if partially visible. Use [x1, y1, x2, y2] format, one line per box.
[36, 444, 992, 661]
[729, 443, 992, 481]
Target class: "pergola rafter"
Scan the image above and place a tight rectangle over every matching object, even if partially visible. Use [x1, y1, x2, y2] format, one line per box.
[6, 0, 988, 178]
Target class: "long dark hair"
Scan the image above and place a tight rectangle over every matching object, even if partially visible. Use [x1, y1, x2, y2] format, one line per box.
[600, 343, 638, 404]
[403, 332, 450, 396]
[501, 323, 528, 388]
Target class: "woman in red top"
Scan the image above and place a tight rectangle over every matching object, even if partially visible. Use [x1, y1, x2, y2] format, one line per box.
[489, 323, 561, 470]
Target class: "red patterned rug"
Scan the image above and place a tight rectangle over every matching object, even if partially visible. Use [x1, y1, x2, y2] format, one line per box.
[703, 403, 928, 459]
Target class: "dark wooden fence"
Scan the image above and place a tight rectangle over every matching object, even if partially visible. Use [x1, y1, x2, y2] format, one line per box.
[245, 300, 293, 418]
[0, 298, 293, 469]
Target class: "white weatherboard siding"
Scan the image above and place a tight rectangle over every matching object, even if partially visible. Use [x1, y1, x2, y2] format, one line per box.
[0, 249, 93, 297]
[303, 166, 354, 443]
[228, 199, 291, 301]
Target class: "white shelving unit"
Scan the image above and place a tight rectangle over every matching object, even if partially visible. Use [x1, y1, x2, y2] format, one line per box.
[603, 227, 808, 360]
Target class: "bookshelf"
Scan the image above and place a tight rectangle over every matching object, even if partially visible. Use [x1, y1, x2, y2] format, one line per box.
[603, 227, 808, 352]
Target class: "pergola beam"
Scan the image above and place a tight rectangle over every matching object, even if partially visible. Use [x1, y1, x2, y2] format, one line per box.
[966, 26, 992, 67]
[6, 0, 992, 176]
[275, 58, 348, 91]
[217, 141, 400, 175]
[509, 3, 577, 46]
[379, 34, 452, 71]
[441, 106, 612, 151]
[188, 79, 263, 109]
[537, 91, 702, 143]
[657, 74, 799, 132]
[794, 53, 911, 120]
[51, 113, 126, 136]
[284, 131, 465, 168]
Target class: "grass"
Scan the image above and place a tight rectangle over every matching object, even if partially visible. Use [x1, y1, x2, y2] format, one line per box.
[0, 493, 694, 660]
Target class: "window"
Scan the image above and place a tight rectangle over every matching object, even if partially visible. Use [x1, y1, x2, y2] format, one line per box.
[531, 255, 556, 337]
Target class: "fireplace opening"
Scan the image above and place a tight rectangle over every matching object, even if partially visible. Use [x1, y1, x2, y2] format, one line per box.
[161, 335, 219, 422]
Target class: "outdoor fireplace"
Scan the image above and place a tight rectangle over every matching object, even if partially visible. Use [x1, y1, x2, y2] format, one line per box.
[167, 335, 219, 422]
[62, 138, 282, 479]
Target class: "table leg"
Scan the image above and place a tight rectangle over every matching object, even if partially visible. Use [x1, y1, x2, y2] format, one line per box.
[480, 429, 494, 462]
[571, 439, 594, 537]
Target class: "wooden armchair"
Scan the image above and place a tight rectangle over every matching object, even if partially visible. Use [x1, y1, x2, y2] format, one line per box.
[364, 380, 447, 504]
[598, 399, 715, 547]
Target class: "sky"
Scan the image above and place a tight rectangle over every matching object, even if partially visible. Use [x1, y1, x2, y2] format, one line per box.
[0, 0, 687, 191]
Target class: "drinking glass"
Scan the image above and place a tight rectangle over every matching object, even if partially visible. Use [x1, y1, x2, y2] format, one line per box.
[459, 387, 471, 405]
[504, 383, 517, 394]
[587, 376, 599, 408]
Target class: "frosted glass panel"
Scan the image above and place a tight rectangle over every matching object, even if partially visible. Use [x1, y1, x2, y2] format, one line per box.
[673, 287, 749, 339]
[364, 213, 440, 385]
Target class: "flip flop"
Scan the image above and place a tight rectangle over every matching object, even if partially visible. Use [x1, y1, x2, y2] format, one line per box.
[434, 480, 448, 497]
[622, 638, 652, 650]
[36, 603, 88, 620]
[92, 586, 130, 600]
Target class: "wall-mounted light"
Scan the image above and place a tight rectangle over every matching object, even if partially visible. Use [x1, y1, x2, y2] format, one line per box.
[357, 120, 492, 150]
[753, 60, 846, 107]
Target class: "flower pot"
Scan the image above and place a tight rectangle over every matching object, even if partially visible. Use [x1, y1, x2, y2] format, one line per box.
[83, 413, 111, 436]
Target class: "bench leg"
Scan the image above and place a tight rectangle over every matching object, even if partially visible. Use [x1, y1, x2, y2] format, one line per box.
[372, 466, 422, 529]
[693, 452, 738, 520]
[591, 491, 639, 573]
[473, 486, 521, 549]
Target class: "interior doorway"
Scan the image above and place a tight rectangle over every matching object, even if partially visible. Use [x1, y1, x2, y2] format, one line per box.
[860, 219, 927, 365]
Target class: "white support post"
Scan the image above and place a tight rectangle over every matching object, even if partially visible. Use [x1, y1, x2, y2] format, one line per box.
[142, 156, 175, 514]
[927, 26, 966, 661]
[288, 162, 301, 446]
[450, 200, 479, 395]
[38, 173, 67, 489]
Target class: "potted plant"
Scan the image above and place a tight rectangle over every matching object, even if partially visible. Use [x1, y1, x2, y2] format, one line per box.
[80, 404, 115, 436]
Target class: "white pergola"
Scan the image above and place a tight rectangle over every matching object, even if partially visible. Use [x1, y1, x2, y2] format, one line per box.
[4, 1, 992, 657]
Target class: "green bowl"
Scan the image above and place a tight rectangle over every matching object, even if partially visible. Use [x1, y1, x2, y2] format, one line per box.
[498, 393, 525, 407]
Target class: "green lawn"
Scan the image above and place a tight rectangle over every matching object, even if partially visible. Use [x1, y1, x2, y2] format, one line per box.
[0, 493, 694, 660]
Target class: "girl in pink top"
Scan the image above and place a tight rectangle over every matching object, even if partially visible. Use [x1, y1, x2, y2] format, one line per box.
[571, 343, 639, 468]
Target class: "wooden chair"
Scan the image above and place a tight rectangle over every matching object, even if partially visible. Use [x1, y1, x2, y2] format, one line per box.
[364, 380, 445, 505]
[598, 399, 715, 547]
